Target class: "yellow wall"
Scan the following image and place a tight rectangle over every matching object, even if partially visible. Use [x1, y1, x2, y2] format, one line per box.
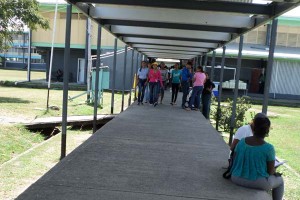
[32, 12, 120, 49]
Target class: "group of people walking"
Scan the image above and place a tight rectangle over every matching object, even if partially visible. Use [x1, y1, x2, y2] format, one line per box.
[137, 61, 285, 200]
[136, 61, 215, 119]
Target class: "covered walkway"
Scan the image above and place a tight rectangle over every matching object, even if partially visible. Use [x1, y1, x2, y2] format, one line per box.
[17, 93, 270, 200]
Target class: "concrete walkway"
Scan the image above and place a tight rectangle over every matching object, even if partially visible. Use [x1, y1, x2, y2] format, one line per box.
[17, 92, 270, 200]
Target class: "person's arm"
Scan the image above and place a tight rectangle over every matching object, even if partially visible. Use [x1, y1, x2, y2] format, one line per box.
[267, 145, 276, 175]
[192, 74, 196, 83]
[267, 160, 276, 175]
[136, 70, 140, 84]
[211, 81, 215, 89]
[230, 139, 240, 151]
[230, 126, 244, 151]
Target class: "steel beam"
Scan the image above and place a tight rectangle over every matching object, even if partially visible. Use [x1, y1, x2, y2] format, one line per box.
[210, 51, 216, 82]
[204, 54, 208, 68]
[216, 46, 226, 131]
[140, 50, 201, 56]
[61, 4, 72, 160]
[135, 47, 205, 53]
[27, 29, 32, 82]
[128, 50, 134, 106]
[125, 40, 217, 49]
[100, 19, 244, 33]
[112, 26, 230, 41]
[229, 35, 244, 146]
[79, 0, 272, 15]
[121, 45, 128, 112]
[111, 38, 118, 114]
[93, 25, 102, 133]
[141, 51, 201, 56]
[262, 19, 278, 115]
[134, 52, 139, 101]
[117, 34, 222, 44]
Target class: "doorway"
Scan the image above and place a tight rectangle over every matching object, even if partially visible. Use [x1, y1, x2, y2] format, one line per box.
[77, 58, 85, 83]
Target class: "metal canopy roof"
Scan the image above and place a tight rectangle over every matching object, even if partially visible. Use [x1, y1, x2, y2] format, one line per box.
[67, 0, 300, 60]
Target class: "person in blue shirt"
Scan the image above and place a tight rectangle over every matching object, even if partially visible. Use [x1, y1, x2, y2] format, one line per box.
[231, 116, 284, 200]
[170, 63, 181, 105]
[180, 62, 193, 109]
[137, 61, 149, 105]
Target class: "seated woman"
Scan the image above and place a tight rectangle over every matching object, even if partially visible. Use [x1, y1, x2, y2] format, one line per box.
[231, 116, 284, 200]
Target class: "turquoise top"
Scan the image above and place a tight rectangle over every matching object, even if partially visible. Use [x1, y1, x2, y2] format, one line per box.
[172, 69, 181, 83]
[231, 138, 275, 181]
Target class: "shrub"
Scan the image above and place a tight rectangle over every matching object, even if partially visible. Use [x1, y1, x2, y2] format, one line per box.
[211, 96, 252, 133]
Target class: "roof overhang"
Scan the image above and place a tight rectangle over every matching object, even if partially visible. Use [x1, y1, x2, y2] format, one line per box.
[66, 0, 300, 60]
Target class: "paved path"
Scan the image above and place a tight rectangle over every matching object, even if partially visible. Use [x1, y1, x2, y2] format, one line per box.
[17, 92, 270, 200]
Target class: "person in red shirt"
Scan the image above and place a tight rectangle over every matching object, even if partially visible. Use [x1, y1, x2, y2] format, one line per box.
[148, 62, 163, 107]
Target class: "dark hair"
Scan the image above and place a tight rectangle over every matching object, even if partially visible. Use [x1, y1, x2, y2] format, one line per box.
[197, 66, 204, 72]
[186, 62, 193, 66]
[253, 117, 271, 138]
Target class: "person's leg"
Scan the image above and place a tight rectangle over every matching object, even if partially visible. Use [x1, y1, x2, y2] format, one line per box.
[153, 82, 159, 106]
[231, 175, 284, 200]
[149, 83, 154, 104]
[160, 81, 165, 103]
[268, 175, 284, 200]
[197, 86, 203, 109]
[202, 94, 209, 118]
[171, 83, 176, 103]
[140, 80, 146, 104]
[194, 86, 202, 110]
[137, 80, 142, 103]
[143, 84, 148, 103]
[188, 87, 198, 109]
[174, 83, 179, 103]
[181, 81, 188, 108]
[207, 94, 212, 118]
[146, 84, 150, 102]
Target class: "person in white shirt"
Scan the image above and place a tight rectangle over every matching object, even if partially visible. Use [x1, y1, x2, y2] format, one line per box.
[230, 113, 267, 151]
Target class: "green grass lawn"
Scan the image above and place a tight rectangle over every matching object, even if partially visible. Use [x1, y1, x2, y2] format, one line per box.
[0, 125, 45, 164]
[0, 86, 130, 121]
[0, 129, 92, 200]
[0, 69, 46, 81]
[215, 103, 300, 199]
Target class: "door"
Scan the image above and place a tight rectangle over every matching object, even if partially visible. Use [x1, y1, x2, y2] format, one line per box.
[77, 58, 85, 83]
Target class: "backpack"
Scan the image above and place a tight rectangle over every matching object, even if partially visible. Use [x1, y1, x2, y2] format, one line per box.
[223, 149, 235, 179]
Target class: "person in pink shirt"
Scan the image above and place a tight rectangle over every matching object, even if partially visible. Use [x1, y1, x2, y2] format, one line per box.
[148, 62, 163, 107]
[186, 66, 206, 111]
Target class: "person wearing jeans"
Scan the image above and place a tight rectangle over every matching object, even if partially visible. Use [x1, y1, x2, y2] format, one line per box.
[159, 62, 168, 104]
[201, 72, 215, 118]
[186, 66, 206, 111]
[181, 62, 193, 109]
[143, 63, 152, 103]
[231, 116, 284, 200]
[137, 61, 148, 105]
[148, 62, 163, 107]
[171, 63, 181, 105]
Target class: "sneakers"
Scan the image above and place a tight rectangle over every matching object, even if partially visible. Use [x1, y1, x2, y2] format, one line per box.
[170, 102, 173, 105]
[153, 102, 158, 107]
[141, 102, 144, 105]
[185, 107, 191, 111]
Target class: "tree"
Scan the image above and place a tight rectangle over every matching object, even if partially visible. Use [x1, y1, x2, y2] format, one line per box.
[0, 0, 49, 51]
